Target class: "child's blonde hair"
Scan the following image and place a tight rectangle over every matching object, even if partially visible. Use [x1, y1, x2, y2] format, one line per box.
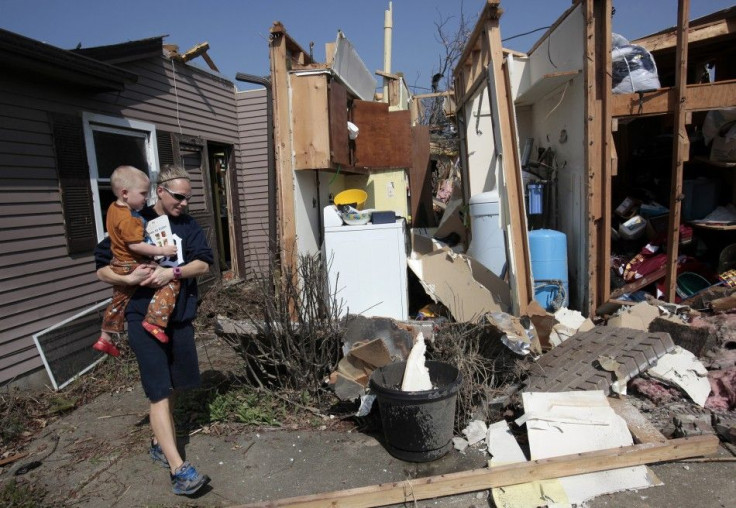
[110, 166, 150, 197]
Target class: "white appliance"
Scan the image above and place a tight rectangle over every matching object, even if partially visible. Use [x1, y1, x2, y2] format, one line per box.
[323, 219, 408, 320]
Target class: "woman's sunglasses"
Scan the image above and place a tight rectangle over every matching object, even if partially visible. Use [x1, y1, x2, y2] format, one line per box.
[161, 186, 192, 202]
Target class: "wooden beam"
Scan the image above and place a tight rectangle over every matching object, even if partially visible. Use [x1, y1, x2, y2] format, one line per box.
[236, 435, 718, 508]
[608, 396, 668, 444]
[486, 8, 532, 315]
[634, 17, 736, 52]
[200, 51, 219, 72]
[502, 47, 527, 58]
[180, 42, 210, 63]
[664, 0, 690, 302]
[609, 265, 668, 300]
[585, 0, 612, 315]
[269, 23, 299, 286]
[611, 79, 736, 117]
[375, 69, 400, 80]
[412, 91, 454, 100]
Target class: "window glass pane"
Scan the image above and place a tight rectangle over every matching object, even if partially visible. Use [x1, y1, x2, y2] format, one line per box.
[181, 149, 201, 171]
[99, 185, 116, 233]
[92, 130, 149, 179]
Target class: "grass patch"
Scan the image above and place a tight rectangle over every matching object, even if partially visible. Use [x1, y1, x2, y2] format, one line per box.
[174, 383, 286, 430]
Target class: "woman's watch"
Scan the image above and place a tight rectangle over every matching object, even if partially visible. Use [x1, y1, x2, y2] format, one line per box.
[173, 267, 182, 280]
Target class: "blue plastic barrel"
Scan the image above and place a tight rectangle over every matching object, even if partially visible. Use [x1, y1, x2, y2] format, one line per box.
[528, 229, 569, 311]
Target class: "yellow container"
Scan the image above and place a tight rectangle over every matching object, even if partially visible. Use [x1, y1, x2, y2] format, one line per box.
[334, 189, 368, 210]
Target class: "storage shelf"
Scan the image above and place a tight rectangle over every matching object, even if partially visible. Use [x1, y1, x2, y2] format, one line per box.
[515, 70, 581, 107]
[690, 222, 736, 230]
[691, 155, 736, 168]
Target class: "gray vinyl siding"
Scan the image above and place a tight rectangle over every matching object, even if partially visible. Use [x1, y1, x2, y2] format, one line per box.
[0, 53, 240, 384]
[235, 88, 271, 278]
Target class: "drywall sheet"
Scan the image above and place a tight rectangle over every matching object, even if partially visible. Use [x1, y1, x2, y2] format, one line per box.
[488, 420, 570, 507]
[647, 346, 711, 407]
[519, 391, 659, 504]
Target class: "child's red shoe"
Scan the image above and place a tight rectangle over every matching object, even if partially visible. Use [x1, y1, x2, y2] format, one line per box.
[142, 321, 169, 343]
[92, 337, 120, 357]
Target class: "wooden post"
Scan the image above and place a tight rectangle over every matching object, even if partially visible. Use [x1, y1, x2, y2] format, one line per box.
[585, 0, 613, 314]
[484, 2, 533, 315]
[665, 0, 690, 301]
[269, 23, 299, 284]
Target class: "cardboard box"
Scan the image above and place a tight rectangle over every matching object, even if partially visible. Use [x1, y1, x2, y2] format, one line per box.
[407, 247, 512, 323]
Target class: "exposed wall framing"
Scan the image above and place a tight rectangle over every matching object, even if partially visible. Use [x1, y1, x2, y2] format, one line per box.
[453, 0, 532, 315]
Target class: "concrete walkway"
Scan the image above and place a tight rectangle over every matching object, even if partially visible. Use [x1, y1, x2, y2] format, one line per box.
[2, 340, 734, 507]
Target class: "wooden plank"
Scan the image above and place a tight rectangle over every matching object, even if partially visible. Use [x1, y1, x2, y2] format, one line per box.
[408, 125, 434, 227]
[291, 74, 331, 170]
[328, 80, 350, 167]
[269, 22, 298, 284]
[609, 265, 668, 299]
[608, 396, 668, 444]
[634, 17, 736, 52]
[486, 6, 532, 315]
[412, 91, 454, 100]
[236, 435, 718, 508]
[352, 102, 411, 169]
[585, 0, 602, 313]
[611, 80, 736, 117]
[665, 0, 690, 303]
[595, 0, 613, 314]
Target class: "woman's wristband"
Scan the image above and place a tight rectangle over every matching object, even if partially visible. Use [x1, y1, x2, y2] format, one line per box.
[173, 266, 182, 280]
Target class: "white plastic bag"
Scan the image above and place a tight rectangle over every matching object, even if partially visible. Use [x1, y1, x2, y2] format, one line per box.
[611, 33, 661, 94]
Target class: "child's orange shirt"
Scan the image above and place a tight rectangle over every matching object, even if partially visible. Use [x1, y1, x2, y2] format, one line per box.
[106, 202, 146, 263]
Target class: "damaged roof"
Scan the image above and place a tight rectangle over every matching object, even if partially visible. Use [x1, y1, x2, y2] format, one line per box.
[72, 35, 167, 65]
[0, 27, 138, 90]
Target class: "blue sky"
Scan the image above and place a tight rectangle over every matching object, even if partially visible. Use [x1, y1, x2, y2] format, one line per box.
[1, 0, 733, 93]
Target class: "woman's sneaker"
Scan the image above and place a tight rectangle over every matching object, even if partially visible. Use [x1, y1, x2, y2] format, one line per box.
[149, 440, 169, 469]
[170, 461, 209, 495]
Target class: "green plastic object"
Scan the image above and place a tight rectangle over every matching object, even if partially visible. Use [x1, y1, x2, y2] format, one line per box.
[675, 272, 711, 298]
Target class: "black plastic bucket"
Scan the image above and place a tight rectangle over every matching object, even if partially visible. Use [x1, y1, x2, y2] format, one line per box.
[369, 360, 462, 462]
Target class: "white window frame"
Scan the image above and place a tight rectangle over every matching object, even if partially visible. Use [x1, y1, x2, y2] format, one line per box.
[82, 112, 160, 241]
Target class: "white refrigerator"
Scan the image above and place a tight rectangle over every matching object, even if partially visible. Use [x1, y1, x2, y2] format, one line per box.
[323, 219, 408, 320]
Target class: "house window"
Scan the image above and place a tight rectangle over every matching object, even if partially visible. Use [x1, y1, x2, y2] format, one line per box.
[82, 113, 160, 240]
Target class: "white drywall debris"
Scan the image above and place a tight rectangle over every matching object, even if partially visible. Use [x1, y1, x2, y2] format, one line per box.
[461, 420, 488, 446]
[452, 436, 469, 452]
[647, 346, 711, 407]
[520, 391, 658, 504]
[487, 420, 569, 507]
[401, 333, 432, 391]
[549, 308, 594, 346]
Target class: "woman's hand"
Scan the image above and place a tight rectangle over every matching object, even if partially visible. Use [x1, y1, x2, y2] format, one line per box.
[128, 263, 155, 285]
[140, 265, 174, 288]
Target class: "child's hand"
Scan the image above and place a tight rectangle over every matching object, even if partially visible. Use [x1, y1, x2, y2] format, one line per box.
[160, 244, 178, 257]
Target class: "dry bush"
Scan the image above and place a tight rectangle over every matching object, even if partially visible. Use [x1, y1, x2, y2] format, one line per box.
[428, 322, 526, 432]
[217, 252, 344, 405]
